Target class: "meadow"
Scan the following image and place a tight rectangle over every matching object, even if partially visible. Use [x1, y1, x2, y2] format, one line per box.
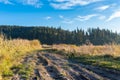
[1, 33, 120, 79]
[0, 34, 41, 79]
[52, 44, 120, 70]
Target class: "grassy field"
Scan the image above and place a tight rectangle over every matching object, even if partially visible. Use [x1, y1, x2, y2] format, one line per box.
[0, 35, 41, 79]
[1, 34, 120, 79]
[52, 44, 120, 70]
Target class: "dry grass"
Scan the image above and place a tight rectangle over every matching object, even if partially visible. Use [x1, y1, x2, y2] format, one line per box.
[52, 44, 120, 57]
[0, 35, 41, 79]
[52, 44, 120, 70]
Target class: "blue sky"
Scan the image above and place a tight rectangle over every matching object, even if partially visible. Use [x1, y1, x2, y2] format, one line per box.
[0, 0, 120, 32]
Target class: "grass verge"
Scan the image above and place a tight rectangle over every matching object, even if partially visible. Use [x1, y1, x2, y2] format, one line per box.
[70, 54, 120, 70]
[0, 35, 41, 79]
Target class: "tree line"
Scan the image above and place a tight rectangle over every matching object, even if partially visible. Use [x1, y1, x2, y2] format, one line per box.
[0, 25, 120, 45]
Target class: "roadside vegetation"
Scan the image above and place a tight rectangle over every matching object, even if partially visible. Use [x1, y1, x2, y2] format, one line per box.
[0, 34, 41, 80]
[52, 44, 120, 70]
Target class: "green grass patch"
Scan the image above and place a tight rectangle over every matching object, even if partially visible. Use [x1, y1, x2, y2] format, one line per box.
[11, 63, 34, 80]
[72, 54, 120, 70]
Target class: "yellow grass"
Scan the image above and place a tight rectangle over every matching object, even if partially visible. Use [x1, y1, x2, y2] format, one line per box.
[0, 35, 41, 79]
[52, 44, 120, 70]
[52, 44, 120, 57]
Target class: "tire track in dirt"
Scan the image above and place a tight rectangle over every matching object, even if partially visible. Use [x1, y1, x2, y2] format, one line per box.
[12, 51, 120, 80]
[37, 53, 67, 80]
[79, 64, 120, 80]
[42, 53, 108, 80]
[37, 53, 74, 80]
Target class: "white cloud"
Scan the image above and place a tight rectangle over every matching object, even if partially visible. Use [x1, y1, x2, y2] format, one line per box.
[107, 10, 120, 21]
[62, 19, 74, 24]
[95, 3, 117, 11]
[45, 16, 52, 20]
[59, 15, 64, 19]
[20, 0, 42, 8]
[75, 14, 97, 21]
[0, 0, 42, 8]
[98, 15, 106, 20]
[59, 15, 74, 24]
[50, 0, 103, 9]
[59, 14, 97, 24]
[0, 0, 13, 4]
[52, 0, 69, 2]
[95, 5, 110, 11]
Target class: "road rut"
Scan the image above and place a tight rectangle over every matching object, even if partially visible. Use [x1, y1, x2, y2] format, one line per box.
[11, 51, 120, 80]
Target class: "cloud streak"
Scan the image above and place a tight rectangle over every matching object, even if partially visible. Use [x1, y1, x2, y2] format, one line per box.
[75, 14, 97, 21]
[59, 14, 98, 24]
[0, 0, 13, 4]
[95, 5, 110, 11]
[0, 0, 42, 8]
[20, 0, 42, 8]
[59, 15, 74, 24]
[98, 15, 106, 20]
[50, 0, 103, 9]
[45, 16, 52, 20]
[107, 10, 120, 21]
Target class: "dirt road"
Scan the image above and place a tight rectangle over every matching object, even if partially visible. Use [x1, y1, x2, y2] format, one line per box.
[12, 50, 120, 80]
